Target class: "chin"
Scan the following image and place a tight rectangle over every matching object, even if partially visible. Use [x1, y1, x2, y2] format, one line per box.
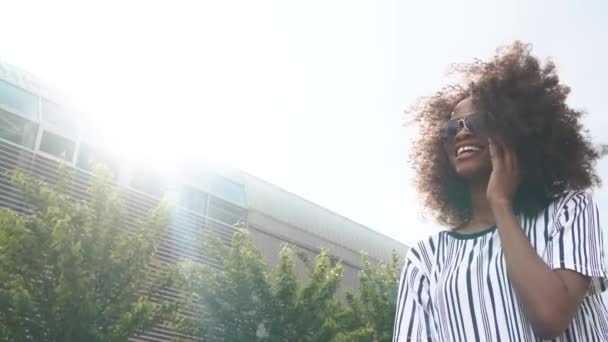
[454, 161, 491, 180]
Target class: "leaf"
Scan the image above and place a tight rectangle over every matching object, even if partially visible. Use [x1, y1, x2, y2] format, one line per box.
[0, 168, 179, 341]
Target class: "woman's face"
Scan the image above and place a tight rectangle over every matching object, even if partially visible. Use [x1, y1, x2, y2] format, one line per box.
[442, 98, 493, 180]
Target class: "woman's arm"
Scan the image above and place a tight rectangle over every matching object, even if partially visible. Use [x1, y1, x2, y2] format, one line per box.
[487, 139, 590, 339]
[492, 203, 589, 338]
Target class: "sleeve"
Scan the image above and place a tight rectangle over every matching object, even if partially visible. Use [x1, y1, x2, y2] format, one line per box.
[393, 248, 434, 342]
[546, 191, 608, 295]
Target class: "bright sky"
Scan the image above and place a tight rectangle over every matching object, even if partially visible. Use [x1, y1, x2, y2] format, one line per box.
[1, 0, 607, 245]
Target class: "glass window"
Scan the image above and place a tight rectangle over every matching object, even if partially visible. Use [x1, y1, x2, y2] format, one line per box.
[39, 130, 75, 161]
[209, 174, 246, 206]
[0, 108, 38, 149]
[178, 186, 208, 213]
[41, 99, 78, 133]
[130, 171, 167, 198]
[76, 143, 119, 178]
[0, 79, 38, 119]
[208, 196, 247, 226]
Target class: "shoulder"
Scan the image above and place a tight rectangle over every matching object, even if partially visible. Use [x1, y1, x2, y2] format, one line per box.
[553, 189, 593, 208]
[549, 190, 595, 218]
[405, 231, 445, 274]
[539, 190, 599, 233]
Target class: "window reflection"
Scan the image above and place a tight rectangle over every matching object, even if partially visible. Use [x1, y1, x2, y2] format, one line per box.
[0, 79, 38, 119]
[209, 174, 246, 206]
[208, 196, 247, 226]
[0, 109, 38, 149]
[178, 185, 208, 213]
[39, 130, 75, 161]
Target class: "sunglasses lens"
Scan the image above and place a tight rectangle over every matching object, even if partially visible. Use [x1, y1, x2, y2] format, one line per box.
[440, 121, 459, 140]
[464, 113, 484, 134]
[440, 113, 486, 141]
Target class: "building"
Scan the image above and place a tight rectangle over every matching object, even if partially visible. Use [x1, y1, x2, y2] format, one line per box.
[0, 61, 408, 340]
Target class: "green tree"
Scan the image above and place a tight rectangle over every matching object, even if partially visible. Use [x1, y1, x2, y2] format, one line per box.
[179, 231, 345, 342]
[335, 251, 401, 342]
[0, 167, 179, 341]
[265, 246, 344, 342]
[178, 230, 272, 341]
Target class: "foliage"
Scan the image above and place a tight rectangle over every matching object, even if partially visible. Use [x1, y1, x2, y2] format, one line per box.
[264, 246, 344, 342]
[335, 251, 401, 342]
[178, 231, 272, 341]
[0, 166, 178, 342]
[0, 165, 402, 341]
[179, 231, 346, 341]
[179, 230, 401, 342]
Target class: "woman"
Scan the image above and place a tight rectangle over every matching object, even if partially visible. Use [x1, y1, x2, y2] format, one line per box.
[393, 42, 608, 341]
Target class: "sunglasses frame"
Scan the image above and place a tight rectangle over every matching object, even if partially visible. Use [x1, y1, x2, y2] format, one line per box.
[440, 112, 485, 142]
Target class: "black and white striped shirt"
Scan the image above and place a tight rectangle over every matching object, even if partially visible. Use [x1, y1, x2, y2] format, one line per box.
[393, 191, 608, 341]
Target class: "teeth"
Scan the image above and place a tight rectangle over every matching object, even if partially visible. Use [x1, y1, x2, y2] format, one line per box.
[457, 145, 481, 156]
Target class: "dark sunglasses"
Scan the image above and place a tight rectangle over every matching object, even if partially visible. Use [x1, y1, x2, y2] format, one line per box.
[440, 112, 486, 142]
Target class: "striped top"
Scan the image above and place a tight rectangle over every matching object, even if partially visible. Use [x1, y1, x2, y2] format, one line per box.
[393, 191, 608, 341]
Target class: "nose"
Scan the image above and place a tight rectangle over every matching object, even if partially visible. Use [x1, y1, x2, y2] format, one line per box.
[454, 122, 472, 142]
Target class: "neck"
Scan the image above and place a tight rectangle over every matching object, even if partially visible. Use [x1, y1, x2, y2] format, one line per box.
[468, 176, 495, 229]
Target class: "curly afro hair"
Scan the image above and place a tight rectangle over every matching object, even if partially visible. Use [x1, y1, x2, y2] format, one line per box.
[410, 41, 600, 227]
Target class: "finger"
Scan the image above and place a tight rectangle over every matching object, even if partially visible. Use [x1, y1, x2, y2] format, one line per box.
[504, 146, 515, 171]
[507, 149, 520, 176]
[497, 140, 517, 173]
[493, 137, 507, 158]
[498, 144, 521, 180]
[488, 138, 501, 171]
[488, 138, 502, 161]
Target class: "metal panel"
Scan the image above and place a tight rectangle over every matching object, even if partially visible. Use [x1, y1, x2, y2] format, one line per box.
[244, 174, 408, 263]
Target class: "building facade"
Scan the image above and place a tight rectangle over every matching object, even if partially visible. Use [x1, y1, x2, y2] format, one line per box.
[0, 61, 408, 340]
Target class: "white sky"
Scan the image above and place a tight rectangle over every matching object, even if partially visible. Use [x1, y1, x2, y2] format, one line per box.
[1, 0, 607, 245]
